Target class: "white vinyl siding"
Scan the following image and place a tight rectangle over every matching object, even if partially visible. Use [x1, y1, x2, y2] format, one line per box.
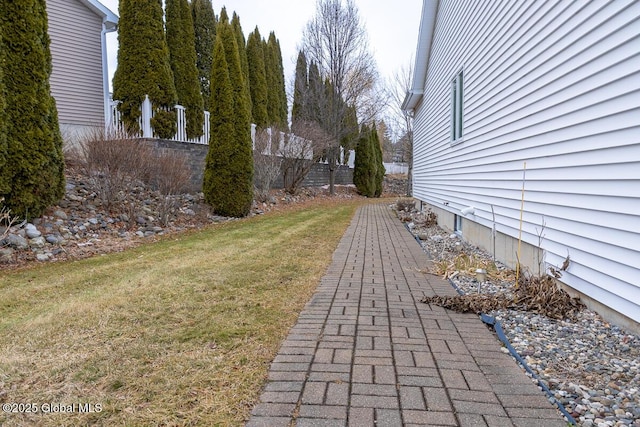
[412, 0, 640, 323]
[47, 0, 105, 126]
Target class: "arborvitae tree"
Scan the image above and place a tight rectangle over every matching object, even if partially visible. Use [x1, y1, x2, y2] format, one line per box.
[191, 0, 216, 110]
[246, 27, 268, 128]
[113, 0, 177, 139]
[203, 38, 235, 214]
[291, 50, 309, 125]
[204, 19, 253, 217]
[270, 33, 288, 128]
[340, 104, 359, 164]
[307, 61, 323, 122]
[0, 34, 7, 196]
[371, 124, 385, 197]
[263, 37, 276, 125]
[0, 0, 65, 219]
[218, 6, 229, 24]
[166, 0, 204, 138]
[353, 124, 374, 197]
[231, 12, 251, 117]
[264, 32, 287, 128]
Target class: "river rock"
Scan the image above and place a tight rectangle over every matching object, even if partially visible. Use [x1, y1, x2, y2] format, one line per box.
[29, 236, 46, 248]
[0, 247, 14, 261]
[53, 210, 68, 220]
[25, 224, 42, 238]
[45, 235, 61, 245]
[6, 234, 28, 249]
[36, 253, 50, 262]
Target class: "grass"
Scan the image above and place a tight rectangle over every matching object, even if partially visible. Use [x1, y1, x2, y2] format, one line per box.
[0, 199, 365, 426]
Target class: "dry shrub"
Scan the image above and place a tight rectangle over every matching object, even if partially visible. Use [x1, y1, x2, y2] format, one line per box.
[72, 128, 155, 209]
[282, 121, 332, 194]
[71, 128, 193, 225]
[253, 128, 282, 203]
[395, 198, 415, 212]
[1, 198, 21, 241]
[433, 253, 514, 282]
[150, 150, 191, 196]
[149, 150, 192, 226]
[419, 209, 438, 227]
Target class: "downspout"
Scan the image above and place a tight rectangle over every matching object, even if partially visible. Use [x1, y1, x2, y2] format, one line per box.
[101, 19, 117, 129]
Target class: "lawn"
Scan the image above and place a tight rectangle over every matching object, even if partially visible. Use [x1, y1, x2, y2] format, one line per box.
[0, 199, 364, 426]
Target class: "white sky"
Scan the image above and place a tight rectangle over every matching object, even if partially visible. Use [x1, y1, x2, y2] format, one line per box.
[100, 0, 423, 96]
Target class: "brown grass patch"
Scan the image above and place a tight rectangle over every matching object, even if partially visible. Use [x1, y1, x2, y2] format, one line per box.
[0, 200, 366, 426]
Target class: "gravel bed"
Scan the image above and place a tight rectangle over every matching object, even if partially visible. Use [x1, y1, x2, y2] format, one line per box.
[394, 204, 640, 427]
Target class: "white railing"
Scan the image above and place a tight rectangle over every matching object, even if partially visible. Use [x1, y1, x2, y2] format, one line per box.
[383, 162, 408, 175]
[318, 148, 355, 168]
[108, 95, 355, 169]
[109, 95, 210, 144]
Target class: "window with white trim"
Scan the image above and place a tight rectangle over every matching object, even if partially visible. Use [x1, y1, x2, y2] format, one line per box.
[451, 70, 464, 142]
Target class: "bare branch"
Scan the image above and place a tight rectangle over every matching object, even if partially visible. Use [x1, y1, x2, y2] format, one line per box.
[280, 121, 332, 194]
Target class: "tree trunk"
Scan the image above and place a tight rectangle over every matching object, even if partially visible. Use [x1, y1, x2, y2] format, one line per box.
[329, 158, 336, 195]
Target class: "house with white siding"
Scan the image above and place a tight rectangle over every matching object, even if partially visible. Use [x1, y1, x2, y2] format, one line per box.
[47, 0, 118, 143]
[403, 0, 640, 332]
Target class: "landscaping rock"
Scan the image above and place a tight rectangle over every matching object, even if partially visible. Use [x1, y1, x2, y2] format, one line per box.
[393, 201, 640, 427]
[45, 235, 61, 245]
[6, 234, 28, 250]
[0, 247, 14, 261]
[29, 236, 46, 248]
[25, 224, 42, 238]
[36, 253, 50, 262]
[53, 210, 68, 220]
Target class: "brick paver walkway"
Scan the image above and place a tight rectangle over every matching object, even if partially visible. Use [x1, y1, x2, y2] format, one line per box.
[246, 204, 567, 427]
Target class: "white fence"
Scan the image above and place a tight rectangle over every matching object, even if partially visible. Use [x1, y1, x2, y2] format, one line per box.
[383, 162, 408, 175]
[109, 95, 210, 145]
[109, 95, 356, 168]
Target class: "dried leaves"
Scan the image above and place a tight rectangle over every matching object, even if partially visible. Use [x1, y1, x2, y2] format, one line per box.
[422, 269, 584, 321]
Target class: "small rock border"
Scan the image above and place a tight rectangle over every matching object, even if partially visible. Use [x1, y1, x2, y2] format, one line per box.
[392, 202, 640, 427]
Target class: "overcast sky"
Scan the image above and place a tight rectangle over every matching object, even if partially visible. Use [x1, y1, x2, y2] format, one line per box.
[99, 0, 423, 94]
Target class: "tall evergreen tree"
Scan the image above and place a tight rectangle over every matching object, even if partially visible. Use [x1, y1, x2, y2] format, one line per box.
[307, 61, 323, 123]
[191, 0, 216, 110]
[371, 124, 385, 197]
[166, 0, 204, 138]
[246, 27, 268, 128]
[203, 37, 236, 215]
[341, 105, 359, 164]
[291, 50, 309, 125]
[0, 33, 7, 196]
[204, 18, 253, 217]
[353, 124, 374, 197]
[264, 32, 287, 128]
[0, 0, 65, 219]
[231, 12, 251, 117]
[113, 0, 177, 139]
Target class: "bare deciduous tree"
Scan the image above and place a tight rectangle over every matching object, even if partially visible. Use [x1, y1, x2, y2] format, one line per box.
[279, 121, 332, 194]
[300, 0, 382, 194]
[253, 128, 283, 202]
[387, 60, 415, 195]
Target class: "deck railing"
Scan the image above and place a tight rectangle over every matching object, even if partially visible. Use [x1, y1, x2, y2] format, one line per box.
[108, 94, 354, 166]
[109, 95, 210, 145]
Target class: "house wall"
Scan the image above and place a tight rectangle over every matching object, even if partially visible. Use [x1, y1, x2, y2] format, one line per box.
[411, 0, 640, 329]
[47, 0, 106, 143]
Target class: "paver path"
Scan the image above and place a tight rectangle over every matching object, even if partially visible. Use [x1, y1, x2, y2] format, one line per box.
[247, 203, 567, 427]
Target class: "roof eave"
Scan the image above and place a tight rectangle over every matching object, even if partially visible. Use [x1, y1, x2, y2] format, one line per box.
[80, 0, 119, 31]
[402, 0, 439, 114]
